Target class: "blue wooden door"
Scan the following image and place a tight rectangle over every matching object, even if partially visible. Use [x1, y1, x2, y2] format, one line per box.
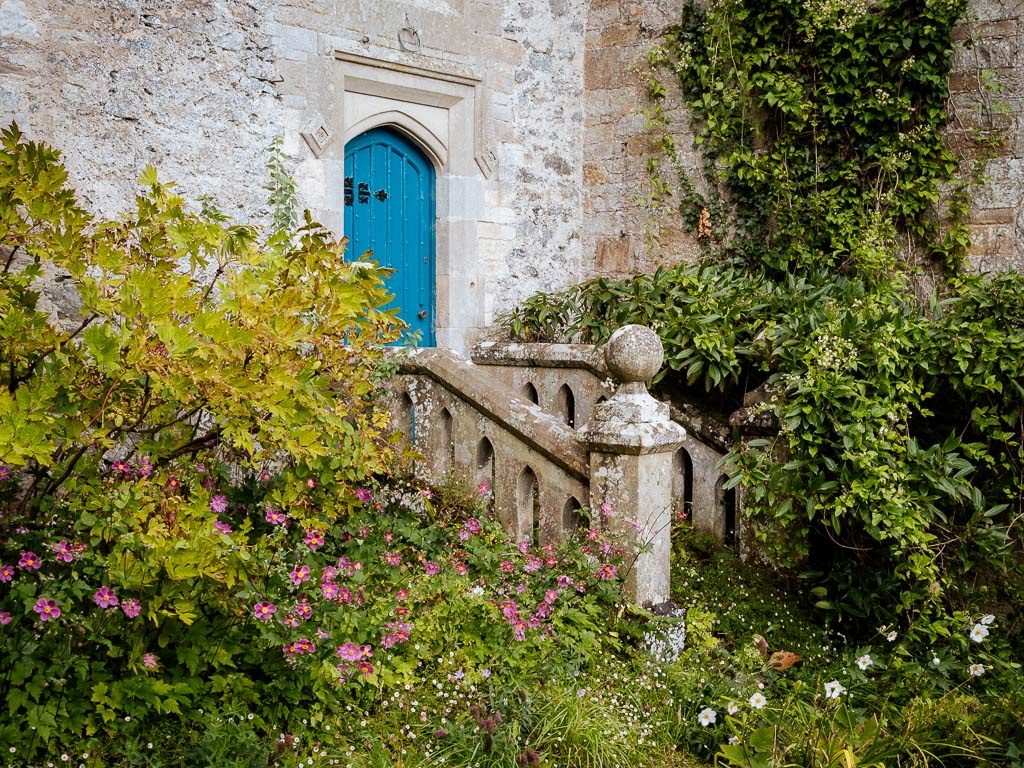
[344, 127, 436, 346]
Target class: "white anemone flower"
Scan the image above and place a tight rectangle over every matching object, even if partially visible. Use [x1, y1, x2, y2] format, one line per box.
[749, 692, 767, 709]
[727, 701, 739, 715]
[856, 654, 872, 670]
[824, 679, 845, 699]
[970, 624, 989, 643]
[980, 614, 995, 626]
[886, 631, 897, 642]
[698, 707, 717, 727]
[968, 663, 986, 677]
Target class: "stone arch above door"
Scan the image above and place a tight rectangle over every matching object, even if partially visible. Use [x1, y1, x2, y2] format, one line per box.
[329, 49, 494, 354]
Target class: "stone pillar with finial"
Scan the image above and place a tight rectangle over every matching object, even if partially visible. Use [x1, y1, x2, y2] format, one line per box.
[579, 325, 687, 607]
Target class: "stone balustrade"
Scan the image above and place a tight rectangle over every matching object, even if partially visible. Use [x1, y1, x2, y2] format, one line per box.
[388, 325, 739, 605]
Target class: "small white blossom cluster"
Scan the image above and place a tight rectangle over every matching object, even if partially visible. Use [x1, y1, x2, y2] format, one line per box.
[644, 609, 687, 664]
[809, 327, 856, 372]
[802, 0, 872, 39]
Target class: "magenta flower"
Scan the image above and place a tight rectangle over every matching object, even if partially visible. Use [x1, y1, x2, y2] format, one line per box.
[586, 529, 601, 542]
[0, 564, 14, 582]
[384, 530, 394, 543]
[0, 611, 11, 625]
[265, 508, 288, 525]
[544, 589, 559, 604]
[423, 561, 440, 576]
[283, 614, 300, 628]
[597, 563, 618, 581]
[33, 598, 60, 621]
[51, 540, 74, 563]
[304, 529, 325, 550]
[166, 475, 182, 492]
[476, 481, 490, 497]
[454, 562, 469, 575]
[335, 642, 364, 662]
[396, 588, 410, 601]
[321, 581, 340, 600]
[0, 464, 10, 481]
[354, 488, 372, 503]
[524, 556, 543, 573]
[283, 638, 316, 657]
[337, 587, 353, 604]
[357, 661, 375, 677]
[253, 602, 277, 621]
[556, 574, 575, 588]
[213, 520, 232, 535]
[513, 621, 527, 641]
[18, 551, 41, 570]
[306, 478, 316, 489]
[466, 518, 482, 534]
[295, 599, 312, 619]
[383, 552, 401, 566]
[111, 460, 130, 476]
[501, 601, 520, 621]
[142, 653, 158, 669]
[121, 598, 142, 618]
[93, 586, 119, 608]
[209, 494, 228, 513]
[499, 560, 515, 573]
[289, 565, 311, 585]
[600, 502, 613, 517]
[137, 459, 153, 478]
[517, 541, 530, 555]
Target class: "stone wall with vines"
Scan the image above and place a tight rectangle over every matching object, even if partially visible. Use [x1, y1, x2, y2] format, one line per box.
[579, 0, 1024, 278]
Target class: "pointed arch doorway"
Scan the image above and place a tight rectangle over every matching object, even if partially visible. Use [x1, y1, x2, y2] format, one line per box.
[344, 126, 436, 346]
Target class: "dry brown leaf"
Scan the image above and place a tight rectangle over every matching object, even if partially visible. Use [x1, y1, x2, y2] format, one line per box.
[768, 650, 803, 670]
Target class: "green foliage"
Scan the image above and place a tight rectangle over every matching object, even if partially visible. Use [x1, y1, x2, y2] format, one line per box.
[659, 0, 970, 274]
[264, 135, 299, 237]
[667, 531, 1024, 767]
[0, 123, 401, 514]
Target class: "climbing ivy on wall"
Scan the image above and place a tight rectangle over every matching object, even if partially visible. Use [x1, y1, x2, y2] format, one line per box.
[652, 0, 971, 275]
[504, 0, 1024, 637]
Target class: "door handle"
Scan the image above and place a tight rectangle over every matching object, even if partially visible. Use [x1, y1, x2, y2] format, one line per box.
[418, 311, 427, 320]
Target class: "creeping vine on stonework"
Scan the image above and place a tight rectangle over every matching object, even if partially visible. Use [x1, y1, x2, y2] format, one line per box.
[646, 0, 975, 276]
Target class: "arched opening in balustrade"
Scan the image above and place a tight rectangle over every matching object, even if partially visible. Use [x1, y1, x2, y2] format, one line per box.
[516, 466, 540, 547]
[521, 381, 539, 406]
[434, 407, 454, 476]
[396, 392, 415, 445]
[555, 383, 576, 428]
[562, 496, 584, 540]
[475, 436, 495, 506]
[673, 447, 693, 524]
[716, 475, 737, 550]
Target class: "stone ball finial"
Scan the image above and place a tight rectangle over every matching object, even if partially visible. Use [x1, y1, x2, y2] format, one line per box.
[603, 324, 664, 383]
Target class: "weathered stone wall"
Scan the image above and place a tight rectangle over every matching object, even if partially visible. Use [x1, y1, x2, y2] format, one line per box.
[581, 0, 705, 278]
[0, 0, 281, 218]
[581, 0, 1024, 278]
[948, 0, 1024, 272]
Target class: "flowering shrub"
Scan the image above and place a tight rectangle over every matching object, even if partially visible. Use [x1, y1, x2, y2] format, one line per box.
[0, 468, 626, 764]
